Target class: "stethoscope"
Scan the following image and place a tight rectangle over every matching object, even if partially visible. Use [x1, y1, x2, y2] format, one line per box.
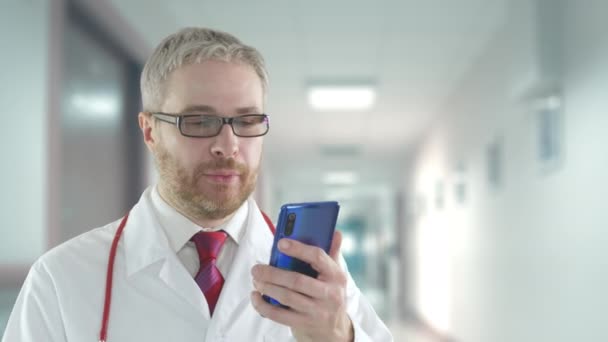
[98, 210, 275, 342]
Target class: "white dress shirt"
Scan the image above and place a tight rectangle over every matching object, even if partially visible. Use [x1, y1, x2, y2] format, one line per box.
[149, 186, 249, 278]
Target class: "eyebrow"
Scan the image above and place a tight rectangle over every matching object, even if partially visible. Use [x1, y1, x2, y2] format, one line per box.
[179, 105, 217, 114]
[178, 105, 262, 115]
[235, 106, 263, 114]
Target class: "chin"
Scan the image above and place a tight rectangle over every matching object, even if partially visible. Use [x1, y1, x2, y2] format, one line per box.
[197, 183, 245, 202]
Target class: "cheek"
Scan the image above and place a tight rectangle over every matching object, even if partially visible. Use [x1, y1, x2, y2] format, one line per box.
[163, 136, 208, 169]
[178, 144, 208, 168]
[172, 151, 194, 170]
[241, 140, 263, 169]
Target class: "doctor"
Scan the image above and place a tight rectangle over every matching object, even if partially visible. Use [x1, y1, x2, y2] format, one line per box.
[2, 27, 393, 341]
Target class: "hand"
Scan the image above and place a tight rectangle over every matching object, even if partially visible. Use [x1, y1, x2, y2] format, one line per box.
[250, 230, 354, 342]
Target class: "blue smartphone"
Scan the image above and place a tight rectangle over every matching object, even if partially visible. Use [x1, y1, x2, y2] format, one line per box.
[263, 201, 340, 307]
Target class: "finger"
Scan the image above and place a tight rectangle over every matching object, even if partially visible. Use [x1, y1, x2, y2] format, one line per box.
[250, 291, 310, 328]
[252, 264, 328, 299]
[253, 280, 315, 313]
[277, 238, 337, 276]
[328, 230, 343, 262]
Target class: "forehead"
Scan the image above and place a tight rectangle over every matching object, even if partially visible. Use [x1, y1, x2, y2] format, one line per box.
[162, 60, 264, 113]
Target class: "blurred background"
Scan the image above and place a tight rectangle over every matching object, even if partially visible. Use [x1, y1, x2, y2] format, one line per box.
[1, 0, 607, 341]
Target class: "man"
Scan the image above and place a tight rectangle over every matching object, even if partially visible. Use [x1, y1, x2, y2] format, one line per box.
[3, 27, 393, 341]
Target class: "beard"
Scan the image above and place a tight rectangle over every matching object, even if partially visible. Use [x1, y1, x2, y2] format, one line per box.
[154, 143, 258, 222]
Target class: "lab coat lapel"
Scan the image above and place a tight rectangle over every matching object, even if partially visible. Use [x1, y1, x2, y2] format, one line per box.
[212, 198, 274, 331]
[158, 253, 211, 318]
[123, 188, 211, 320]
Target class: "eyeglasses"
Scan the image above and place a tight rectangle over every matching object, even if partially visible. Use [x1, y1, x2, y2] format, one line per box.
[149, 112, 270, 138]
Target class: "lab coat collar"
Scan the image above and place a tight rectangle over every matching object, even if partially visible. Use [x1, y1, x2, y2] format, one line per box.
[123, 187, 173, 277]
[119, 188, 210, 320]
[121, 187, 275, 321]
[244, 197, 275, 264]
[123, 187, 269, 277]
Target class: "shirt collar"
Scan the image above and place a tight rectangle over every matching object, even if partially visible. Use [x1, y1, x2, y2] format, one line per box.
[150, 185, 248, 253]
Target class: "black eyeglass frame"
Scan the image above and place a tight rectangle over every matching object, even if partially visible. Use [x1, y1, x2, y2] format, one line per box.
[149, 112, 270, 138]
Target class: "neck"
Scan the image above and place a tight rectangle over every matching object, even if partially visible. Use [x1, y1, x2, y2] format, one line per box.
[156, 183, 235, 228]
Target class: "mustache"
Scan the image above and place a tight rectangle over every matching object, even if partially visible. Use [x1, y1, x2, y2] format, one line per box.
[194, 158, 248, 176]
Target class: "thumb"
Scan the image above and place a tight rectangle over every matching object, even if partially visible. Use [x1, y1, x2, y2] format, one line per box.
[329, 230, 343, 261]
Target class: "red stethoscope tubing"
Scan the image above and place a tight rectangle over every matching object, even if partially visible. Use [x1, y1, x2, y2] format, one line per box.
[99, 210, 275, 342]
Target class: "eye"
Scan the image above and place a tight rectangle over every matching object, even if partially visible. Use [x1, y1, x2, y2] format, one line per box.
[236, 116, 264, 126]
[199, 117, 218, 128]
[183, 116, 218, 128]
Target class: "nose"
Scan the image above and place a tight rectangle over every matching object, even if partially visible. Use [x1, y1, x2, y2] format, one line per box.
[210, 123, 239, 158]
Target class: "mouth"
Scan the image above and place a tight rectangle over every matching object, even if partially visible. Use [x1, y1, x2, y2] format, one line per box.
[202, 170, 241, 184]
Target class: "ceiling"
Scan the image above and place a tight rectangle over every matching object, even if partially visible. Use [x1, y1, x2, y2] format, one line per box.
[108, 0, 508, 193]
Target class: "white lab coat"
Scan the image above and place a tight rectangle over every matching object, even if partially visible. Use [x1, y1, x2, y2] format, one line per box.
[2, 188, 393, 341]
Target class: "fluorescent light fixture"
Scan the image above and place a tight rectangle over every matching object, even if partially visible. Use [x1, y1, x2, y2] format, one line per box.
[322, 171, 359, 185]
[544, 95, 562, 110]
[532, 93, 562, 111]
[308, 85, 376, 111]
[324, 188, 355, 201]
[340, 232, 357, 256]
[71, 93, 120, 119]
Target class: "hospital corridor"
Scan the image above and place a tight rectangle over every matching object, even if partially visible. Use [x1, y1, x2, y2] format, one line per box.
[1, 0, 607, 341]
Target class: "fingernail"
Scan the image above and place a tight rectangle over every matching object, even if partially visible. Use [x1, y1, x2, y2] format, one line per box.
[279, 239, 290, 250]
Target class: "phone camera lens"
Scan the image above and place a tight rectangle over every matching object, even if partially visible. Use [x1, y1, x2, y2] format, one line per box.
[285, 213, 296, 236]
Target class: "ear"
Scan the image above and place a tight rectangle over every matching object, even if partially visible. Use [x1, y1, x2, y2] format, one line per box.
[138, 112, 156, 151]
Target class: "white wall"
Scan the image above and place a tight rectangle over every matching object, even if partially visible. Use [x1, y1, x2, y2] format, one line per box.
[0, 1, 50, 263]
[405, 0, 608, 341]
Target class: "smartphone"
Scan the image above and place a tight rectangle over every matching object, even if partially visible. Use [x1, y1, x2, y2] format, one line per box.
[263, 201, 340, 307]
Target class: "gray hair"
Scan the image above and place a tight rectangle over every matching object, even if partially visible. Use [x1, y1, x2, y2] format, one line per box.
[140, 27, 269, 112]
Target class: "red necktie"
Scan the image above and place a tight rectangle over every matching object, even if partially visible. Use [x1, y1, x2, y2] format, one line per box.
[190, 231, 228, 316]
